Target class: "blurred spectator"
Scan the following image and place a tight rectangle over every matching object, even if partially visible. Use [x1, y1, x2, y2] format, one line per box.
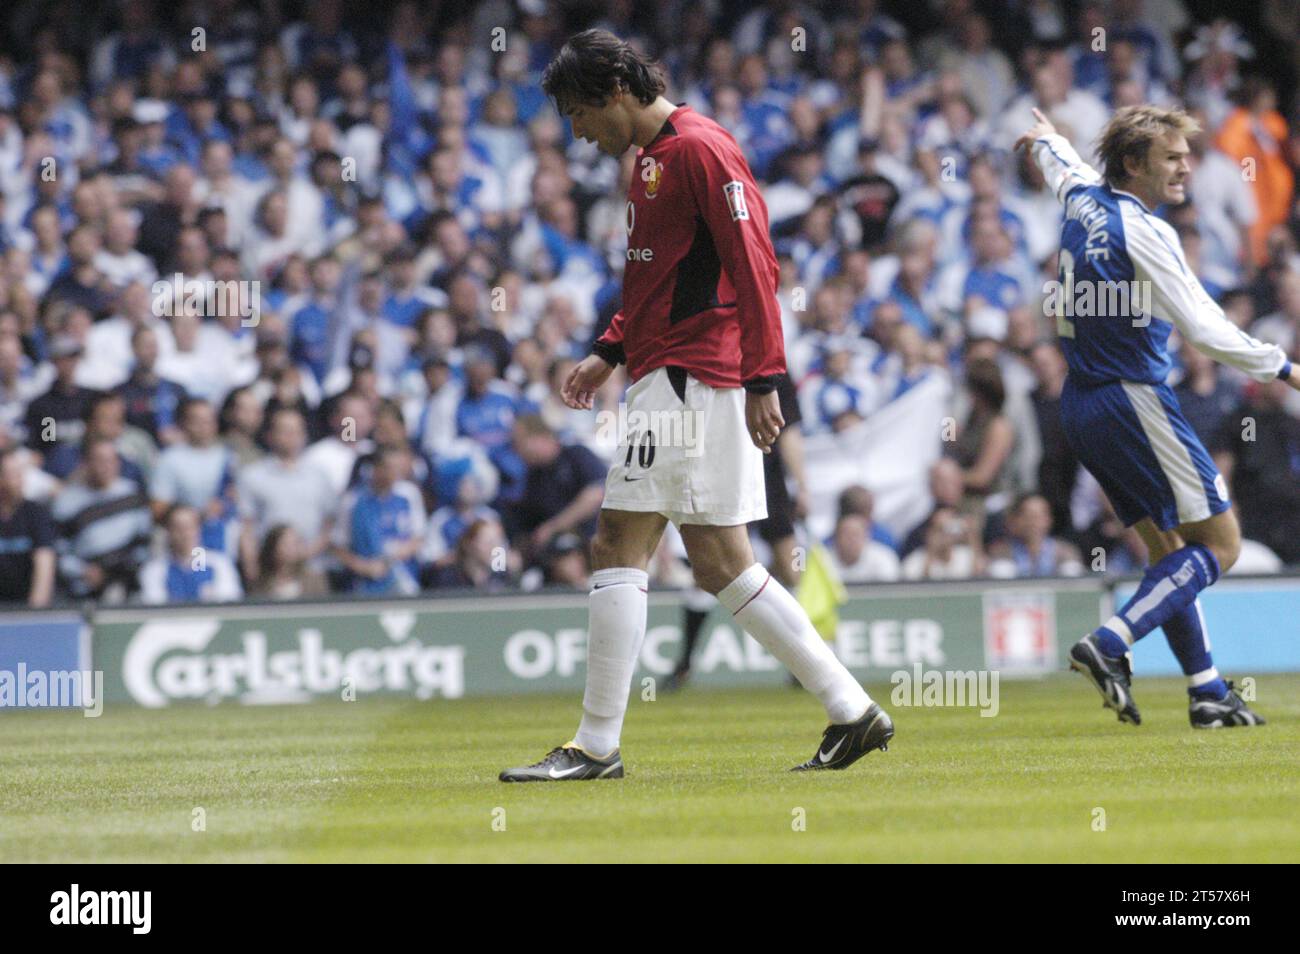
[46, 224, 113, 317]
[508, 414, 604, 557]
[251, 524, 329, 600]
[348, 398, 428, 491]
[1213, 379, 1300, 563]
[0, 334, 44, 445]
[114, 324, 187, 445]
[149, 398, 236, 551]
[457, 343, 531, 501]
[408, 349, 463, 460]
[289, 254, 344, 386]
[333, 445, 426, 594]
[304, 390, 374, 496]
[1174, 339, 1241, 446]
[83, 281, 173, 389]
[1251, 270, 1300, 354]
[529, 529, 587, 589]
[901, 457, 966, 558]
[1078, 490, 1148, 577]
[827, 512, 901, 583]
[1186, 123, 1257, 287]
[987, 492, 1083, 578]
[139, 504, 243, 604]
[51, 436, 152, 601]
[424, 515, 519, 590]
[422, 465, 500, 568]
[1028, 341, 1079, 540]
[949, 356, 1016, 533]
[218, 385, 265, 468]
[0, 447, 55, 606]
[837, 484, 898, 552]
[900, 507, 984, 580]
[236, 407, 335, 577]
[1214, 77, 1294, 265]
[25, 336, 96, 459]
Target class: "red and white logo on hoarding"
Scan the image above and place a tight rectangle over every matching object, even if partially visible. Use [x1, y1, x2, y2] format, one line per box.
[983, 591, 1056, 673]
[723, 180, 749, 221]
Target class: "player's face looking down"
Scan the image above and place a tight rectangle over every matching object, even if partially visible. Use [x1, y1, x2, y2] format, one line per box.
[1124, 131, 1191, 208]
[563, 90, 635, 157]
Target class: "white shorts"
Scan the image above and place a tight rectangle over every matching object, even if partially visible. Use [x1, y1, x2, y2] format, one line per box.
[601, 366, 767, 527]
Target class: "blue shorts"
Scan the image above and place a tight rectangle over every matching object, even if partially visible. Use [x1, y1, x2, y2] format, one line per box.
[1059, 377, 1230, 531]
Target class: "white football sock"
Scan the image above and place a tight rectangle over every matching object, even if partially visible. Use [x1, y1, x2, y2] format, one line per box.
[718, 563, 870, 724]
[574, 567, 649, 756]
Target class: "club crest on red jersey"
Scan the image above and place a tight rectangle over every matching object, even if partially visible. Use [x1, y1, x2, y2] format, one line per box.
[641, 156, 663, 198]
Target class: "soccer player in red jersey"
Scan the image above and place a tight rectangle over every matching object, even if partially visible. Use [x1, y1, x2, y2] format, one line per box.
[500, 30, 893, 781]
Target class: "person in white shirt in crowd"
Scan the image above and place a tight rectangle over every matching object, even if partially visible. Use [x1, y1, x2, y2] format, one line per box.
[998, 50, 1109, 166]
[156, 311, 235, 404]
[828, 511, 901, 583]
[262, 136, 325, 250]
[139, 503, 243, 605]
[149, 398, 237, 550]
[243, 188, 313, 281]
[302, 390, 375, 497]
[194, 139, 259, 248]
[236, 406, 336, 579]
[901, 507, 985, 580]
[83, 281, 175, 390]
[94, 207, 156, 290]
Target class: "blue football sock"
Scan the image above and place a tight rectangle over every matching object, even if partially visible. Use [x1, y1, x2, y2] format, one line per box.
[1093, 543, 1220, 657]
[1093, 625, 1129, 657]
[1161, 599, 1227, 698]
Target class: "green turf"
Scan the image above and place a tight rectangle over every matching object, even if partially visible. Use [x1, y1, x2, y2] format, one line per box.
[1, 674, 1296, 862]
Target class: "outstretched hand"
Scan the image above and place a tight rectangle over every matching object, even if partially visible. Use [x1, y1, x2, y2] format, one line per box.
[1013, 107, 1057, 154]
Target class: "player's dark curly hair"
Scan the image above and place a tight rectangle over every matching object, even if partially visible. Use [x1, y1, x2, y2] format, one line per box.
[541, 29, 666, 114]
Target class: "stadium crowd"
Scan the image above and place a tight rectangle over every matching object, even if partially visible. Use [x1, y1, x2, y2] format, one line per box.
[0, 0, 1298, 607]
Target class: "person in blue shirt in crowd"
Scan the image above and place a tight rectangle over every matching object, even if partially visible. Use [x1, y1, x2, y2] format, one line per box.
[456, 345, 535, 506]
[139, 503, 243, 605]
[289, 254, 343, 385]
[334, 445, 426, 595]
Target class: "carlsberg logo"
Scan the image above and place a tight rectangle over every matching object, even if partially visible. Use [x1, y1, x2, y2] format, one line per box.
[122, 620, 464, 706]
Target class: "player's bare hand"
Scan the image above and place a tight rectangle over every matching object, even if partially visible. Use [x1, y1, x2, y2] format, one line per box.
[562, 354, 614, 410]
[745, 390, 784, 454]
[1013, 107, 1057, 153]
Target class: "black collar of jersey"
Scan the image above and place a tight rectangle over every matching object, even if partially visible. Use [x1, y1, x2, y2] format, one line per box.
[647, 103, 686, 148]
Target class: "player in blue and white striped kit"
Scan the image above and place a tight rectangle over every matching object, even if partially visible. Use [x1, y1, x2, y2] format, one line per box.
[1015, 105, 1300, 728]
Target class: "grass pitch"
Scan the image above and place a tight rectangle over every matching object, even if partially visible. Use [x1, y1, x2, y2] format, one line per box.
[2, 675, 1296, 863]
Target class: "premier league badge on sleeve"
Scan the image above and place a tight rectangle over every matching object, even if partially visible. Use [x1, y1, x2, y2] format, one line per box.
[723, 180, 749, 221]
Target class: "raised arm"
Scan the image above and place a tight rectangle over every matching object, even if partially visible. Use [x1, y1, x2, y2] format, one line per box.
[1014, 108, 1102, 204]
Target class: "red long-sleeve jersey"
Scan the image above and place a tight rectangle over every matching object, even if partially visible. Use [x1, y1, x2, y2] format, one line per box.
[591, 105, 786, 392]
